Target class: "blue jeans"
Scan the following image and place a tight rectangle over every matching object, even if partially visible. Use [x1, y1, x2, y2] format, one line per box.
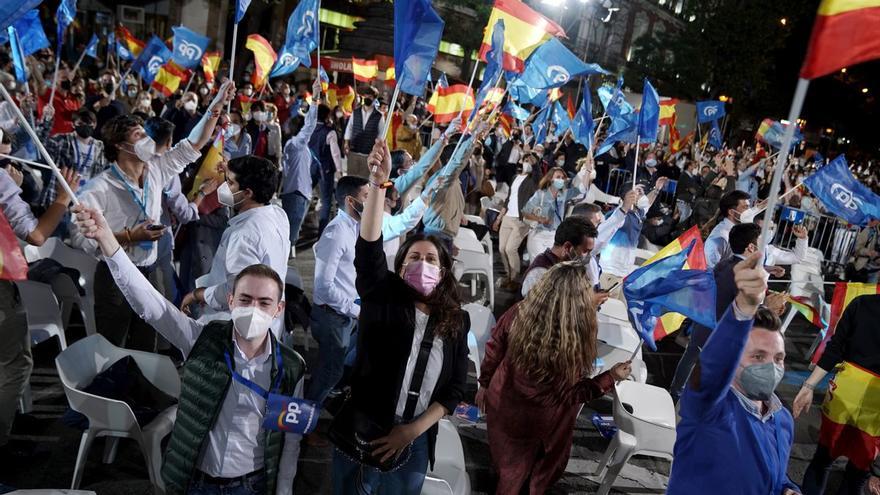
[332, 430, 429, 495]
[318, 173, 335, 235]
[186, 471, 266, 495]
[306, 304, 356, 405]
[280, 191, 310, 246]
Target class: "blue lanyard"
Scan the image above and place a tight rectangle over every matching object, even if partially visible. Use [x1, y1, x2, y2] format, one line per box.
[73, 139, 94, 172]
[224, 342, 285, 400]
[110, 165, 150, 221]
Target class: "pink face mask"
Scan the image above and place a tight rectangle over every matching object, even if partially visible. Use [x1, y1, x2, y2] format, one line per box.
[403, 261, 442, 296]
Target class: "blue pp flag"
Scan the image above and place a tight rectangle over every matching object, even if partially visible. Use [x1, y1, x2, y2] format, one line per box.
[235, 0, 252, 23]
[595, 112, 637, 156]
[696, 100, 725, 123]
[394, 0, 445, 96]
[623, 241, 717, 351]
[55, 0, 76, 47]
[13, 9, 49, 57]
[171, 26, 210, 70]
[481, 19, 504, 89]
[708, 119, 723, 149]
[270, 0, 319, 77]
[532, 104, 552, 144]
[803, 155, 880, 226]
[570, 85, 593, 149]
[318, 66, 329, 85]
[0, 0, 40, 33]
[637, 79, 660, 143]
[759, 119, 803, 151]
[117, 41, 134, 61]
[262, 394, 320, 435]
[133, 36, 172, 84]
[503, 100, 530, 122]
[507, 78, 545, 105]
[516, 37, 607, 90]
[83, 33, 98, 58]
[812, 152, 825, 166]
[550, 101, 570, 136]
[8, 26, 27, 83]
[598, 77, 633, 118]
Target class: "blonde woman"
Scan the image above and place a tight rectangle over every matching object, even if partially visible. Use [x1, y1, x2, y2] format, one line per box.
[476, 262, 631, 494]
[522, 166, 589, 261]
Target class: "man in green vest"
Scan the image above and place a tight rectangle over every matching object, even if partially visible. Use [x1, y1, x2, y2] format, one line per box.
[72, 204, 306, 495]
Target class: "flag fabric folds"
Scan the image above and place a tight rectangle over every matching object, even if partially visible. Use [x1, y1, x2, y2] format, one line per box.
[189, 132, 225, 200]
[596, 112, 637, 156]
[637, 79, 660, 142]
[437, 73, 448, 89]
[756, 118, 804, 150]
[532, 104, 552, 144]
[326, 84, 355, 114]
[319, 67, 330, 91]
[818, 361, 880, 472]
[151, 63, 187, 96]
[12, 10, 49, 57]
[235, 0, 252, 23]
[658, 98, 677, 126]
[472, 19, 505, 113]
[271, 0, 319, 78]
[708, 119, 723, 149]
[623, 240, 717, 351]
[800, 0, 880, 79]
[0, 0, 41, 33]
[598, 78, 633, 117]
[352, 58, 379, 82]
[696, 100, 725, 123]
[171, 26, 210, 70]
[503, 100, 530, 121]
[202, 51, 222, 84]
[550, 100, 571, 136]
[788, 295, 827, 328]
[812, 282, 880, 365]
[385, 67, 396, 85]
[428, 84, 475, 124]
[55, 0, 76, 47]
[116, 25, 145, 59]
[0, 208, 27, 280]
[8, 26, 28, 83]
[565, 95, 576, 119]
[570, 87, 593, 148]
[803, 155, 880, 226]
[394, 0, 445, 96]
[84, 33, 99, 58]
[479, 0, 565, 73]
[133, 36, 172, 84]
[245, 34, 278, 90]
[515, 37, 607, 89]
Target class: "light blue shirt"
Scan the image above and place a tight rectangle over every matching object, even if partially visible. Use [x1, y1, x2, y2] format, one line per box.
[735, 164, 759, 202]
[422, 137, 474, 235]
[392, 139, 445, 198]
[705, 218, 736, 270]
[280, 104, 318, 198]
[0, 167, 37, 240]
[313, 209, 360, 318]
[224, 132, 252, 160]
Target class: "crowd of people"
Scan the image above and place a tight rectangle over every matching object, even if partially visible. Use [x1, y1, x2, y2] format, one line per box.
[1, 39, 879, 495]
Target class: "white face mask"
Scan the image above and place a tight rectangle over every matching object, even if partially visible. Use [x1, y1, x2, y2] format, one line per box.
[125, 136, 159, 162]
[253, 111, 267, 122]
[183, 100, 197, 112]
[243, 88, 254, 97]
[217, 181, 245, 208]
[522, 162, 532, 174]
[589, 168, 597, 181]
[226, 123, 242, 138]
[231, 305, 275, 341]
[139, 97, 151, 107]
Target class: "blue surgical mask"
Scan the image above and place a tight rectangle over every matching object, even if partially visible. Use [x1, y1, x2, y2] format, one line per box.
[552, 178, 565, 190]
[645, 158, 657, 168]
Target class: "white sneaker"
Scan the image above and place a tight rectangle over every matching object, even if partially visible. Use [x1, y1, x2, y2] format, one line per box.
[290, 246, 296, 259]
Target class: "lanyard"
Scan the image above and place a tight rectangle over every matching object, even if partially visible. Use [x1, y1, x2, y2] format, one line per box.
[73, 139, 94, 172]
[224, 342, 285, 400]
[110, 165, 150, 221]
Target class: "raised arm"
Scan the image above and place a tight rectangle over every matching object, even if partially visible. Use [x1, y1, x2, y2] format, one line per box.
[187, 81, 236, 150]
[392, 137, 445, 196]
[381, 195, 427, 240]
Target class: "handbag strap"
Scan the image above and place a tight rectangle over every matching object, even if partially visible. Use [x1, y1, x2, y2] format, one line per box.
[403, 316, 437, 421]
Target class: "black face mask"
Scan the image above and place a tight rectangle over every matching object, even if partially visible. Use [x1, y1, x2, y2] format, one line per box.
[74, 124, 93, 139]
[362, 98, 374, 108]
[102, 82, 114, 95]
[60, 80, 71, 91]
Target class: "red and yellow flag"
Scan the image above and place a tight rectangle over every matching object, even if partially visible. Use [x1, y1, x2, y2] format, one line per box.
[385, 67, 396, 86]
[352, 58, 379, 82]
[479, 0, 566, 73]
[788, 295, 827, 328]
[800, 0, 880, 79]
[188, 132, 225, 201]
[238, 94, 257, 114]
[641, 226, 707, 343]
[326, 84, 355, 114]
[565, 95, 576, 119]
[245, 34, 277, 90]
[151, 63, 187, 97]
[0, 209, 27, 281]
[819, 361, 880, 471]
[428, 84, 475, 124]
[659, 98, 678, 126]
[812, 282, 880, 365]
[202, 51, 222, 85]
[115, 25, 145, 58]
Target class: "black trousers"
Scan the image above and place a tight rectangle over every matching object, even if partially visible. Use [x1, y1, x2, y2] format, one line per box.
[801, 444, 870, 495]
[94, 260, 162, 353]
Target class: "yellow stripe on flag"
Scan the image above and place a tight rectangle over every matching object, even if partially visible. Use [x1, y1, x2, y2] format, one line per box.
[188, 133, 225, 200]
[245, 35, 278, 90]
[823, 362, 880, 437]
[818, 0, 880, 16]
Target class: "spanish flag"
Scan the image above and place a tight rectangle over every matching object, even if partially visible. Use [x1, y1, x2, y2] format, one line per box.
[0, 209, 27, 281]
[479, 0, 566, 73]
[385, 67, 396, 86]
[115, 25, 145, 58]
[188, 132, 225, 201]
[812, 282, 880, 365]
[566, 95, 576, 119]
[151, 63, 187, 97]
[353, 58, 379, 82]
[238, 94, 257, 114]
[640, 226, 707, 343]
[326, 84, 356, 114]
[787, 295, 827, 328]
[202, 51, 222, 85]
[800, 0, 880, 79]
[245, 34, 277, 90]
[659, 98, 678, 126]
[819, 361, 880, 471]
[428, 84, 475, 124]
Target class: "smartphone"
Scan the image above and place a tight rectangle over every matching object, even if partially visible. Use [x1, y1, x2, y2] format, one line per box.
[146, 224, 166, 231]
[604, 281, 621, 293]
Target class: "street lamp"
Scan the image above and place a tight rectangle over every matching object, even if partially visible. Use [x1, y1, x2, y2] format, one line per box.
[779, 18, 787, 25]
[862, 88, 869, 94]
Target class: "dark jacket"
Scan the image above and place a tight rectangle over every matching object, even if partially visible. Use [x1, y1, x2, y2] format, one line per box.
[692, 254, 740, 348]
[351, 236, 470, 466]
[506, 174, 538, 221]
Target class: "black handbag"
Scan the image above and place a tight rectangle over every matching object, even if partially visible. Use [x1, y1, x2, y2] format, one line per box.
[327, 318, 436, 472]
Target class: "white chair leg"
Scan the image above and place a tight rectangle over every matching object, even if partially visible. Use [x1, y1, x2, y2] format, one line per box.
[102, 437, 120, 464]
[71, 429, 96, 489]
[596, 446, 634, 495]
[141, 437, 166, 495]
[18, 383, 33, 414]
[779, 306, 797, 335]
[594, 432, 621, 478]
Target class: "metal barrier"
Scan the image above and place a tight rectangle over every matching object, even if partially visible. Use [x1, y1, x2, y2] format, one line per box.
[606, 168, 632, 198]
[807, 214, 859, 267]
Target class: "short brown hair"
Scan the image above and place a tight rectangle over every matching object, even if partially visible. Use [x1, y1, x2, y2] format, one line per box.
[102, 114, 144, 162]
[232, 264, 284, 300]
[753, 306, 782, 332]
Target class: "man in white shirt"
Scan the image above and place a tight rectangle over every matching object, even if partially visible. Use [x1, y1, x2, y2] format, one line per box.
[71, 205, 305, 495]
[704, 190, 751, 270]
[343, 86, 385, 178]
[70, 81, 234, 351]
[180, 155, 291, 337]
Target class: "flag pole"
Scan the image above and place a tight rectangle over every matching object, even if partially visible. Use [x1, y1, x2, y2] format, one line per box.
[758, 78, 810, 253]
[227, 22, 240, 112]
[0, 84, 78, 204]
[632, 135, 641, 189]
[380, 83, 401, 141]
[70, 49, 88, 80]
[48, 25, 69, 109]
[0, 153, 55, 170]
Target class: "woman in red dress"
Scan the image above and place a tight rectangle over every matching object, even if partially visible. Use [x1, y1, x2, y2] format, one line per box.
[476, 261, 631, 494]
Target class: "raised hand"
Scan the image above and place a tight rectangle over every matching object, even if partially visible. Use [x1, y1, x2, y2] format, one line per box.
[733, 251, 768, 317]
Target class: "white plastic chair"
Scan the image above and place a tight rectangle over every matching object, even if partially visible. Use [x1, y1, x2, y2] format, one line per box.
[598, 298, 629, 323]
[633, 248, 657, 266]
[421, 419, 471, 495]
[24, 238, 98, 337]
[463, 214, 485, 227]
[56, 334, 180, 492]
[453, 230, 494, 308]
[15, 280, 67, 349]
[463, 303, 495, 382]
[594, 381, 676, 495]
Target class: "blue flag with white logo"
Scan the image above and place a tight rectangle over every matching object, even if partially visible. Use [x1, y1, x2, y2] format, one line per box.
[570, 85, 593, 149]
[598, 77, 633, 118]
[812, 152, 824, 166]
[481, 19, 504, 90]
[516, 37, 607, 90]
[270, 0, 319, 77]
[551, 100, 570, 136]
[8, 26, 27, 82]
[708, 119, 723, 149]
[803, 155, 880, 226]
[235, 0, 252, 23]
[696, 100, 725, 123]
[532, 104, 552, 145]
[133, 36, 172, 84]
[637, 79, 660, 143]
[12, 9, 49, 57]
[595, 111, 637, 156]
[760, 119, 803, 151]
[394, 0, 445, 96]
[623, 241, 717, 351]
[171, 26, 210, 70]
[83, 33, 99, 58]
[55, 0, 76, 49]
[117, 40, 134, 61]
[503, 100, 530, 122]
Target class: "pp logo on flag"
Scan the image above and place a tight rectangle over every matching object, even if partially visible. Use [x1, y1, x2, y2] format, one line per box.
[297, 10, 316, 38]
[147, 56, 164, 76]
[263, 394, 319, 435]
[177, 41, 203, 63]
[277, 53, 299, 68]
[831, 184, 863, 211]
[546, 65, 570, 84]
[703, 106, 718, 118]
